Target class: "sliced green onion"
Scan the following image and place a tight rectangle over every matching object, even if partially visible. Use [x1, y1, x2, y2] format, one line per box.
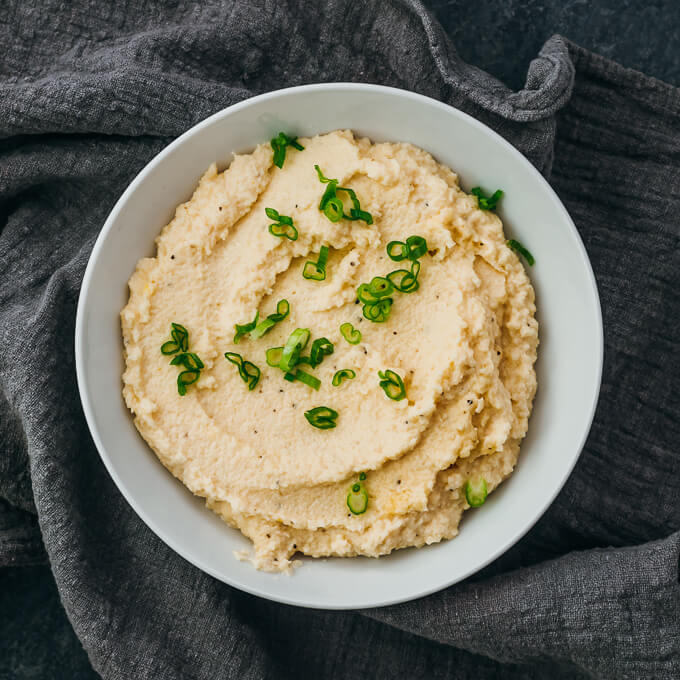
[386, 240, 409, 262]
[315, 165, 333, 183]
[250, 299, 290, 339]
[303, 245, 330, 281]
[367, 276, 394, 298]
[309, 337, 334, 367]
[362, 298, 392, 323]
[224, 352, 261, 390]
[337, 186, 374, 224]
[359, 472, 367, 481]
[269, 222, 298, 241]
[161, 323, 201, 395]
[302, 261, 325, 281]
[177, 370, 200, 396]
[265, 346, 283, 367]
[323, 197, 344, 222]
[357, 283, 381, 305]
[280, 328, 311, 372]
[304, 406, 338, 430]
[340, 322, 362, 345]
[288, 369, 321, 390]
[160, 340, 179, 355]
[315, 166, 373, 224]
[464, 478, 488, 507]
[387, 260, 420, 293]
[234, 311, 259, 344]
[378, 369, 406, 401]
[169, 352, 205, 371]
[170, 323, 189, 352]
[266, 207, 298, 241]
[405, 235, 427, 260]
[270, 132, 304, 169]
[471, 187, 503, 211]
[332, 369, 356, 386]
[506, 239, 535, 266]
[347, 483, 368, 514]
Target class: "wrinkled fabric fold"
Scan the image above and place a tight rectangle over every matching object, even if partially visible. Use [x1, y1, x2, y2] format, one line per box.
[1, 1, 679, 678]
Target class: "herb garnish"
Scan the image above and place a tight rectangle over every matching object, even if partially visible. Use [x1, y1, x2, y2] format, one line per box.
[506, 239, 535, 266]
[270, 132, 304, 169]
[279, 328, 311, 372]
[160, 323, 204, 395]
[234, 312, 259, 344]
[265, 346, 283, 367]
[309, 337, 334, 367]
[314, 165, 373, 224]
[464, 478, 488, 507]
[304, 406, 339, 430]
[285, 369, 321, 391]
[378, 369, 406, 401]
[265, 208, 298, 241]
[235, 299, 289, 343]
[358, 235, 428, 323]
[303, 245, 329, 281]
[340, 322, 362, 345]
[332, 369, 356, 386]
[471, 187, 503, 211]
[387, 236, 427, 262]
[347, 481, 368, 514]
[251, 299, 290, 339]
[224, 352, 261, 390]
[387, 260, 420, 293]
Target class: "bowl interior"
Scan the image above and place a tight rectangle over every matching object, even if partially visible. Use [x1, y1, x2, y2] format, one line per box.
[76, 84, 602, 609]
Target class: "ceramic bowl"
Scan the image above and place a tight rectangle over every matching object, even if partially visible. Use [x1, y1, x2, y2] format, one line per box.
[75, 84, 603, 609]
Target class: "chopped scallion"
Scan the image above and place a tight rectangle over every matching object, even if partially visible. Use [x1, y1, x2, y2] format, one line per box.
[464, 478, 488, 507]
[224, 352, 261, 390]
[378, 369, 406, 401]
[332, 369, 356, 386]
[304, 406, 338, 430]
[506, 239, 535, 266]
[340, 322, 362, 345]
[471, 187, 503, 211]
[270, 132, 304, 169]
[280, 328, 311, 372]
[347, 483, 368, 514]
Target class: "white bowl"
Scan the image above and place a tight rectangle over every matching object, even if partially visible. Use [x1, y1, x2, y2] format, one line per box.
[75, 83, 603, 609]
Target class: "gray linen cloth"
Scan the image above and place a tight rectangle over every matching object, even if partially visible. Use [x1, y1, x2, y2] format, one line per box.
[1, 1, 679, 678]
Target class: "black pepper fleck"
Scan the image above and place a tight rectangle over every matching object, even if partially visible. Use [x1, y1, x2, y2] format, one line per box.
[393, 331, 397, 335]
[497, 351, 501, 355]
[350, 262, 356, 266]
[363, 347, 367, 355]
[170, 255, 175, 260]
[266, 534, 271, 538]
[397, 479, 401, 485]
[467, 399, 473, 404]
[218, 206, 223, 211]
[293, 544, 297, 549]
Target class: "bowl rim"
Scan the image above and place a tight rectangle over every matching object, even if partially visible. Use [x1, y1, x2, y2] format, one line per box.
[75, 82, 604, 609]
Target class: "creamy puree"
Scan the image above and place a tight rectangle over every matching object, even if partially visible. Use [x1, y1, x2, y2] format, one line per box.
[121, 130, 538, 571]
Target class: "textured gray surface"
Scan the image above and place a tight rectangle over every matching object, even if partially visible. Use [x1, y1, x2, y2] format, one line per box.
[427, 0, 680, 90]
[1, 1, 679, 679]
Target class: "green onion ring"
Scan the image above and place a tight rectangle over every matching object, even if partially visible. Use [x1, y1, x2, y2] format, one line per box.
[378, 369, 406, 401]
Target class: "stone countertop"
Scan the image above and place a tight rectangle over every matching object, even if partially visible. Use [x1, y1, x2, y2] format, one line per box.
[2, 2, 678, 679]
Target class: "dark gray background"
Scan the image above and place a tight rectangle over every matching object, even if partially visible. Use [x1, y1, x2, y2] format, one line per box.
[2, 1, 679, 678]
